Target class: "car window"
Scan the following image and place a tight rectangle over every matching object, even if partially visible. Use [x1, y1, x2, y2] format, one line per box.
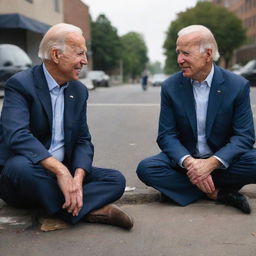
[0, 45, 31, 67]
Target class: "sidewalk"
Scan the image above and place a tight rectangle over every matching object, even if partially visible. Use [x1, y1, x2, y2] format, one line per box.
[1, 184, 256, 231]
[1, 197, 256, 256]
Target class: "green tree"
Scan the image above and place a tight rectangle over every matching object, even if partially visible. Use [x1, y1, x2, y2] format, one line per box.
[120, 32, 149, 80]
[91, 14, 121, 73]
[148, 61, 163, 74]
[163, 1, 246, 73]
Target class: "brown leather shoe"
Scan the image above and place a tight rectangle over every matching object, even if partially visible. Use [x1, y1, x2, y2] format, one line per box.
[85, 204, 134, 230]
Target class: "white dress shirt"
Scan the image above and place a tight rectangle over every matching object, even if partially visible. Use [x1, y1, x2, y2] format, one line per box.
[180, 65, 228, 168]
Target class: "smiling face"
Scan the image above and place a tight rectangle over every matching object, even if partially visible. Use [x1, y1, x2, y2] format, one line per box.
[176, 33, 212, 82]
[51, 32, 87, 84]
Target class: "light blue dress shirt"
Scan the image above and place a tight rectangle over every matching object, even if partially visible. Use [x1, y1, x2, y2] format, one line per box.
[43, 64, 68, 162]
[180, 65, 227, 168]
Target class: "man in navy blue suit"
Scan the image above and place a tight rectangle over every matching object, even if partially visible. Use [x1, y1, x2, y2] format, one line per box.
[0, 23, 133, 230]
[137, 25, 256, 213]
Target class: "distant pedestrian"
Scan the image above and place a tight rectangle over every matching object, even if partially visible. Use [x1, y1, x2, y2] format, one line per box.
[0, 23, 133, 231]
[141, 69, 149, 91]
[137, 25, 256, 214]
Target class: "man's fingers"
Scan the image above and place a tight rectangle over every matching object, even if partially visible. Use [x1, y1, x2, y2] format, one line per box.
[66, 190, 78, 213]
[206, 176, 215, 192]
[72, 191, 83, 216]
[62, 192, 71, 209]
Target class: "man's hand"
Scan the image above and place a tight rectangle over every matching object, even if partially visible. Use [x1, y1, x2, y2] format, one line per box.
[195, 175, 215, 193]
[184, 156, 220, 184]
[72, 168, 85, 216]
[56, 170, 78, 214]
[40, 157, 86, 216]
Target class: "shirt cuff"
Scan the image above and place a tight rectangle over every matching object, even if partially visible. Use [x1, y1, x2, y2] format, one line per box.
[179, 155, 191, 168]
[213, 155, 229, 169]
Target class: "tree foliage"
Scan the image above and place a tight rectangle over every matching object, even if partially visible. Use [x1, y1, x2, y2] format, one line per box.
[91, 14, 121, 73]
[163, 2, 246, 73]
[120, 32, 149, 79]
[148, 61, 163, 74]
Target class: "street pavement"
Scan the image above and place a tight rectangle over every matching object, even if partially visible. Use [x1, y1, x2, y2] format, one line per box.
[1, 83, 256, 255]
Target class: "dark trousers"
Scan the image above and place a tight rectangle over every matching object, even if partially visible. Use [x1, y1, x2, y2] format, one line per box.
[136, 150, 256, 206]
[0, 155, 125, 224]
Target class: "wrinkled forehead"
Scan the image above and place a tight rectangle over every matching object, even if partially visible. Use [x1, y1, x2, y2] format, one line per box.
[65, 32, 86, 49]
[176, 32, 201, 49]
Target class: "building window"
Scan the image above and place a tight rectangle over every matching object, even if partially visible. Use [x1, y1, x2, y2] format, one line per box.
[53, 0, 60, 12]
[25, 0, 33, 3]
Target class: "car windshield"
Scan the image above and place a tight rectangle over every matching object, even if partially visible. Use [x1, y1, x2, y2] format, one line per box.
[88, 71, 104, 79]
[152, 74, 166, 80]
[243, 60, 256, 71]
[0, 45, 32, 67]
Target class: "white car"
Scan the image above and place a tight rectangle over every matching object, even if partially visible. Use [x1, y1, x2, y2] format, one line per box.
[150, 73, 167, 87]
[79, 77, 94, 90]
[88, 70, 110, 87]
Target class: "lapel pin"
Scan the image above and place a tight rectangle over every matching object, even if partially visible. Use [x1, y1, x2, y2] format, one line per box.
[217, 90, 221, 93]
[69, 95, 74, 99]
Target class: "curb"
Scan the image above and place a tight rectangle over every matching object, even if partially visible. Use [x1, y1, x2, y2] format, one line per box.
[117, 188, 160, 205]
[0, 185, 256, 230]
[117, 184, 256, 205]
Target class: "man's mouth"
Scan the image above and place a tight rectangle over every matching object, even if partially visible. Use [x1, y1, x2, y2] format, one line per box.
[181, 66, 190, 72]
[75, 68, 81, 74]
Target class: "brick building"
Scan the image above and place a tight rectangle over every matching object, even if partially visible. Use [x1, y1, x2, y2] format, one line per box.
[63, 0, 92, 69]
[0, 0, 91, 67]
[208, 0, 256, 64]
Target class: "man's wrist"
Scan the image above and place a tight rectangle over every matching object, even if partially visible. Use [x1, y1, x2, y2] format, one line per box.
[74, 168, 86, 179]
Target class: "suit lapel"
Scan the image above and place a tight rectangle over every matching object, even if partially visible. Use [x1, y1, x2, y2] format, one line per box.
[181, 77, 197, 139]
[64, 84, 77, 144]
[33, 65, 52, 130]
[206, 65, 225, 137]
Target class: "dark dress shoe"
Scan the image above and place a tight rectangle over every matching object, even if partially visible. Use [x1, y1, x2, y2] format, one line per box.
[84, 204, 134, 230]
[217, 189, 251, 214]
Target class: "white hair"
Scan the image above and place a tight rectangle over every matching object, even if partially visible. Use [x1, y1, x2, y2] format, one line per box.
[38, 23, 83, 60]
[178, 25, 220, 61]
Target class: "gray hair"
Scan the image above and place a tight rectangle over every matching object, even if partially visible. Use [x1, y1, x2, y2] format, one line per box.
[38, 23, 83, 60]
[178, 25, 220, 61]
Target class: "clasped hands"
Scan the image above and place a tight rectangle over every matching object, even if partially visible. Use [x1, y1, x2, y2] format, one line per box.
[56, 168, 85, 217]
[183, 156, 220, 194]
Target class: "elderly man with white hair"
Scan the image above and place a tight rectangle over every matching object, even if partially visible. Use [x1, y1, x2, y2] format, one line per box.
[137, 25, 256, 213]
[0, 23, 133, 230]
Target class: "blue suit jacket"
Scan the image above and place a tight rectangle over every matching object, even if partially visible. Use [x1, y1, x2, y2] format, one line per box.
[157, 65, 255, 166]
[0, 65, 94, 174]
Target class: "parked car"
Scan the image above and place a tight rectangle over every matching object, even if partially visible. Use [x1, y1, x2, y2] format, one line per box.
[0, 44, 32, 90]
[239, 60, 256, 84]
[88, 70, 110, 87]
[150, 73, 167, 87]
[79, 77, 95, 90]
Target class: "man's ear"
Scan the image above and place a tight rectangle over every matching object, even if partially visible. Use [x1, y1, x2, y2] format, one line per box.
[206, 48, 213, 62]
[50, 48, 60, 64]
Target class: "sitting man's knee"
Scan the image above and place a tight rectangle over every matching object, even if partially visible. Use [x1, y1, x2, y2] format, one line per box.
[136, 159, 150, 180]
[4, 155, 33, 178]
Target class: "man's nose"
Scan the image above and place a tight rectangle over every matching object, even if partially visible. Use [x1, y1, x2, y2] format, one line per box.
[177, 54, 184, 64]
[81, 55, 88, 65]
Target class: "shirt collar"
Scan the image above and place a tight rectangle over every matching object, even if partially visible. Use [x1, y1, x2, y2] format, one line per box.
[191, 64, 214, 87]
[43, 63, 68, 91]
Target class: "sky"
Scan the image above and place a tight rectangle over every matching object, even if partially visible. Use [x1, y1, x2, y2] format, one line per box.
[82, 0, 198, 64]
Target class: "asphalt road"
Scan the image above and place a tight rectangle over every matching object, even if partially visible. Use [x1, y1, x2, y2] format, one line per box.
[1, 83, 256, 190]
[1, 84, 256, 256]
[87, 84, 161, 189]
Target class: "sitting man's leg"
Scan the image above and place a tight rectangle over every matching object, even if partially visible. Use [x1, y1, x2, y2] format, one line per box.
[0, 155, 69, 214]
[136, 152, 204, 206]
[0, 156, 133, 229]
[211, 149, 256, 214]
[60, 166, 133, 229]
